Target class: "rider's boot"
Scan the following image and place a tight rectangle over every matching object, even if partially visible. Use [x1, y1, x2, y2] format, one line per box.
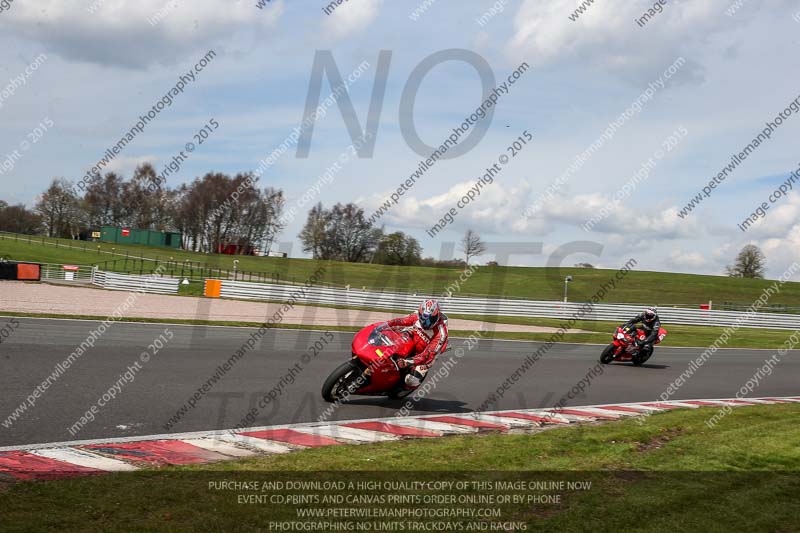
[403, 365, 429, 390]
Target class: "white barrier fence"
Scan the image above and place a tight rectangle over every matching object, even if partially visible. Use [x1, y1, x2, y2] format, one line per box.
[214, 279, 800, 330]
[40, 263, 96, 282]
[93, 270, 179, 294]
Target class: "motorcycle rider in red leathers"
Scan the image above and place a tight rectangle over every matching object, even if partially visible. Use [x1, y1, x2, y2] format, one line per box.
[387, 299, 448, 390]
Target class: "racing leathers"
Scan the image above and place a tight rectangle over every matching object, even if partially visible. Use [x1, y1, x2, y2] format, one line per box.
[387, 313, 449, 389]
[624, 313, 662, 354]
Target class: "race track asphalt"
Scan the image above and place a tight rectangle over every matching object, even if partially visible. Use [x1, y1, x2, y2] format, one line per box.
[1, 317, 797, 447]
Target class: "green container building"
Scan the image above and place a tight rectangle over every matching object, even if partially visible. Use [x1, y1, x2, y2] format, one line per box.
[100, 226, 182, 249]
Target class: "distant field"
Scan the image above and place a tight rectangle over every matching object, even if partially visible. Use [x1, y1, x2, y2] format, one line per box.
[1, 232, 798, 307]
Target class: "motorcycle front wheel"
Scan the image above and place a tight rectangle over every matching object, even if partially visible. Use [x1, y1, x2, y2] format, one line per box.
[600, 344, 616, 364]
[321, 360, 363, 402]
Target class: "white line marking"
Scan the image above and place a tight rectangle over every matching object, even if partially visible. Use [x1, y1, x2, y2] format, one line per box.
[519, 410, 601, 422]
[294, 426, 398, 443]
[30, 448, 138, 472]
[660, 402, 701, 408]
[469, 414, 530, 428]
[390, 419, 479, 434]
[611, 403, 665, 412]
[180, 438, 258, 457]
[214, 435, 294, 454]
[512, 410, 576, 424]
[576, 407, 638, 418]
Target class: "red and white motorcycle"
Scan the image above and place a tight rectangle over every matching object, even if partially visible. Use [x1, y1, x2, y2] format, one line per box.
[600, 324, 667, 366]
[321, 322, 446, 402]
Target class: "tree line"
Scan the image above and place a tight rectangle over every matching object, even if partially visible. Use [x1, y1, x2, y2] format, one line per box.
[0, 170, 770, 275]
[0, 165, 487, 264]
[298, 202, 487, 266]
[0, 165, 286, 254]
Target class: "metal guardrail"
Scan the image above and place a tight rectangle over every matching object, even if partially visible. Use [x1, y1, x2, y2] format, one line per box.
[93, 270, 179, 294]
[40, 263, 95, 282]
[215, 280, 800, 330]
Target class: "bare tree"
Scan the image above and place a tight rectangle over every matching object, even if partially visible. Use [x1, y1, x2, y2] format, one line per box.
[374, 232, 422, 265]
[167, 172, 285, 253]
[725, 244, 766, 279]
[0, 202, 41, 234]
[172, 182, 202, 251]
[119, 164, 157, 229]
[299, 202, 382, 262]
[299, 203, 331, 259]
[330, 203, 382, 262]
[35, 178, 83, 238]
[460, 229, 486, 264]
[259, 187, 286, 254]
[84, 172, 126, 227]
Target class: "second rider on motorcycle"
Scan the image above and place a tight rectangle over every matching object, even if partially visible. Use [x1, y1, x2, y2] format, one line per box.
[624, 306, 661, 358]
[387, 299, 449, 390]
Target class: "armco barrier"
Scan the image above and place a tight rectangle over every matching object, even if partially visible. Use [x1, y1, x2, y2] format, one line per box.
[204, 279, 800, 330]
[93, 270, 179, 294]
[40, 263, 95, 283]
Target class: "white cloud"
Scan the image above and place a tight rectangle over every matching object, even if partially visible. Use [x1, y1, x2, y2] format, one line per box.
[0, 0, 284, 68]
[667, 249, 708, 269]
[760, 225, 800, 280]
[102, 155, 158, 178]
[752, 197, 800, 278]
[360, 179, 700, 243]
[508, 0, 792, 84]
[321, 0, 382, 40]
[523, 192, 699, 240]
[737, 193, 800, 239]
[360, 177, 537, 235]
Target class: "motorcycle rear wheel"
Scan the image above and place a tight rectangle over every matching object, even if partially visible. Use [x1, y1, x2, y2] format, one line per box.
[388, 369, 429, 400]
[388, 388, 414, 400]
[600, 344, 616, 364]
[633, 347, 653, 366]
[321, 361, 363, 402]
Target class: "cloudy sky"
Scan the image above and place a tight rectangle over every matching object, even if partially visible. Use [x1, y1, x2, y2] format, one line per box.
[1, 0, 799, 278]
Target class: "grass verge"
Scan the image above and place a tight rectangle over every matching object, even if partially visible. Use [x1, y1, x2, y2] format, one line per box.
[0, 405, 798, 531]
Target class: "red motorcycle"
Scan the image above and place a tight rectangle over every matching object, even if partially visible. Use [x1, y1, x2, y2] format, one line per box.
[322, 322, 443, 402]
[600, 324, 667, 366]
